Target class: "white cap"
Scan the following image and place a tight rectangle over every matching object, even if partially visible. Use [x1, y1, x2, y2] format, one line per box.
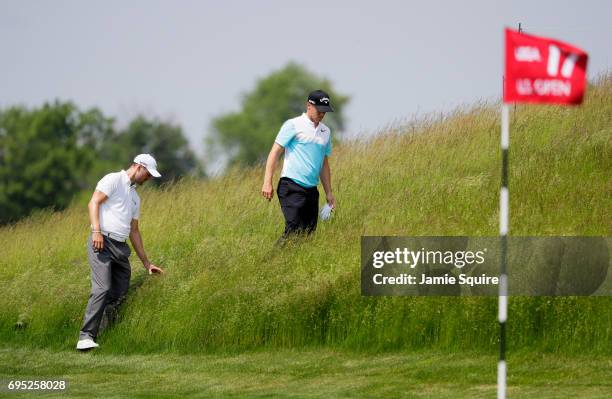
[133, 154, 161, 178]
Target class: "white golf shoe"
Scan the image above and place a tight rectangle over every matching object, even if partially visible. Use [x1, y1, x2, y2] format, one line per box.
[76, 338, 99, 351]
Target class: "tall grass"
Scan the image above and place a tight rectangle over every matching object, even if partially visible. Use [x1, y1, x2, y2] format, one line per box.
[1, 75, 610, 355]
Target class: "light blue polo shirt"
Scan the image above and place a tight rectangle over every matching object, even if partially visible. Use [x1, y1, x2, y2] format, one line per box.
[275, 113, 332, 188]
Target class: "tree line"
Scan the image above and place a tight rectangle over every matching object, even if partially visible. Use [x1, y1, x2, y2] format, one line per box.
[0, 102, 199, 224]
[0, 62, 348, 225]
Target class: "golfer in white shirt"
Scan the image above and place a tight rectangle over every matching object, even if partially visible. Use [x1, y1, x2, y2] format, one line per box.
[77, 154, 164, 351]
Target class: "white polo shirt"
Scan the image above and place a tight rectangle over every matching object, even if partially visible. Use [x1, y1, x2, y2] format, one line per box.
[275, 113, 332, 188]
[95, 170, 140, 241]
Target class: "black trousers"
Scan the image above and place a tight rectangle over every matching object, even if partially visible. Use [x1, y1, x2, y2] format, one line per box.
[277, 177, 319, 237]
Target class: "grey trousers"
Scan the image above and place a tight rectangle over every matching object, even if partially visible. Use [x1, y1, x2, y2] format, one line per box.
[79, 234, 131, 341]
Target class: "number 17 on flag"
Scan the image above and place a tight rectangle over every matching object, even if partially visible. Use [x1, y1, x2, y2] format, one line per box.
[504, 28, 589, 105]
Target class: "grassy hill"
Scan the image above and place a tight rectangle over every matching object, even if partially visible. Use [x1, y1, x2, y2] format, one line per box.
[0, 75, 610, 357]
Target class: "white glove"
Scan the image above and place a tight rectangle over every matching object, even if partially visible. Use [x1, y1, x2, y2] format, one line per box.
[320, 203, 333, 221]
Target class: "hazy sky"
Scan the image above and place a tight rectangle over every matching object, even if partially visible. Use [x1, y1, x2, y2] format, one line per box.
[1, 1, 610, 163]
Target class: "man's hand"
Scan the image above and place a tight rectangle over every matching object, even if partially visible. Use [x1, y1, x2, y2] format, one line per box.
[92, 232, 104, 251]
[326, 193, 336, 210]
[262, 181, 274, 201]
[146, 263, 164, 275]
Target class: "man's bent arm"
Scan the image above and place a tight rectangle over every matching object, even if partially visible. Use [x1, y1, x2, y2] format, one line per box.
[88, 191, 108, 251]
[88, 191, 108, 231]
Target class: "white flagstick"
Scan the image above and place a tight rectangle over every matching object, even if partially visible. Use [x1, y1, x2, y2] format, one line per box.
[498, 104, 510, 399]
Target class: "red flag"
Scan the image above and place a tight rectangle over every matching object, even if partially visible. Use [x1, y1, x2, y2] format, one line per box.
[504, 28, 588, 105]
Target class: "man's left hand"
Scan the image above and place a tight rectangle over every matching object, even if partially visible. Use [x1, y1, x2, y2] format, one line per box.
[147, 263, 165, 275]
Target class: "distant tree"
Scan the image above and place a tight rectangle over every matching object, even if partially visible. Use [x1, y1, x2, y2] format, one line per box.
[207, 62, 349, 166]
[118, 116, 201, 184]
[0, 103, 202, 224]
[0, 101, 91, 224]
[74, 107, 122, 187]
